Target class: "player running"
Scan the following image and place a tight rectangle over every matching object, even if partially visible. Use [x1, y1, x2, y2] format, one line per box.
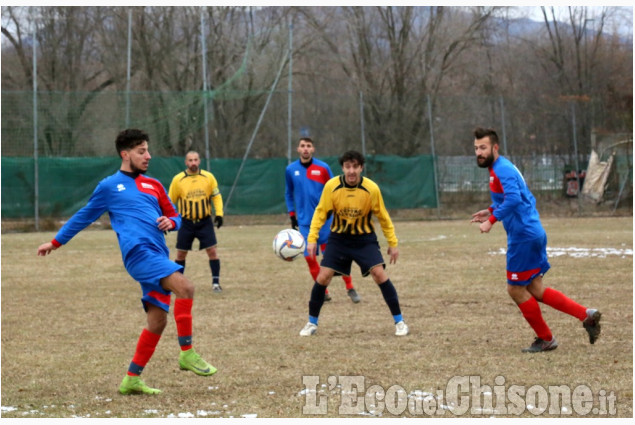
[285, 137, 360, 303]
[471, 126, 602, 352]
[37, 129, 217, 395]
[299, 150, 408, 337]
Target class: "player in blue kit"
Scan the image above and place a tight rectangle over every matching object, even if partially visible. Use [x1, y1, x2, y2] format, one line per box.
[37, 129, 217, 395]
[285, 137, 360, 303]
[471, 127, 602, 352]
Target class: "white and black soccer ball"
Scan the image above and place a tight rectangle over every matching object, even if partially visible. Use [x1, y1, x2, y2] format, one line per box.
[273, 229, 306, 261]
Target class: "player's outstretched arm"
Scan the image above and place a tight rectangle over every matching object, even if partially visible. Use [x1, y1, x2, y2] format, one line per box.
[37, 242, 57, 256]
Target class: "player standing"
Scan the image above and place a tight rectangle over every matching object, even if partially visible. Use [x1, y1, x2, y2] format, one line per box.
[285, 137, 360, 303]
[168, 151, 224, 293]
[299, 150, 408, 336]
[471, 127, 601, 352]
[37, 129, 217, 395]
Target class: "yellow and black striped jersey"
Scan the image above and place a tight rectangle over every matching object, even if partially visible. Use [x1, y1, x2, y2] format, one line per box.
[308, 175, 398, 247]
[168, 169, 223, 221]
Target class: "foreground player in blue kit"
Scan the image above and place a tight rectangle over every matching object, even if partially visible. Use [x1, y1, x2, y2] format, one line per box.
[285, 137, 360, 303]
[37, 129, 217, 395]
[471, 127, 601, 353]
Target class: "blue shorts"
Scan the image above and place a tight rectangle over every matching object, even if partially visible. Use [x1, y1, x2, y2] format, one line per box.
[299, 224, 330, 257]
[125, 244, 183, 312]
[176, 217, 217, 251]
[320, 233, 385, 277]
[506, 234, 551, 285]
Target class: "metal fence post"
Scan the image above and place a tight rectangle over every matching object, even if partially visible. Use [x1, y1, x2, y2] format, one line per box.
[427, 94, 441, 214]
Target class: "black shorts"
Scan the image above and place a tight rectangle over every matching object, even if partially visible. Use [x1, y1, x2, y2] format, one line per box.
[176, 217, 217, 251]
[320, 233, 385, 277]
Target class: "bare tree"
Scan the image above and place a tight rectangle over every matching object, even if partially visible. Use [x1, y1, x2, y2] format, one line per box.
[299, 6, 495, 155]
[2, 6, 117, 155]
[2, 6, 631, 159]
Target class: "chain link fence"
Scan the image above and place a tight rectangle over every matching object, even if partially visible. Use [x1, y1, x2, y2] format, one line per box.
[1, 89, 632, 223]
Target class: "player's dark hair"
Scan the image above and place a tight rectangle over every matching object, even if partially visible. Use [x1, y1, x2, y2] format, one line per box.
[339, 150, 365, 167]
[298, 137, 313, 145]
[474, 127, 499, 145]
[116, 129, 149, 157]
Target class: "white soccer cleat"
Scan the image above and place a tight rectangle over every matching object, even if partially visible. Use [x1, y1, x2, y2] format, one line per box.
[395, 321, 409, 336]
[300, 322, 318, 336]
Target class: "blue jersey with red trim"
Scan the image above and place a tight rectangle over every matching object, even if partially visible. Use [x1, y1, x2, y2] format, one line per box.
[285, 158, 333, 226]
[53, 170, 181, 263]
[489, 156, 545, 243]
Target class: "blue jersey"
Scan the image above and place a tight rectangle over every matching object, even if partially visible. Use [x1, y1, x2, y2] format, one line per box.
[53, 170, 181, 265]
[285, 158, 333, 226]
[489, 156, 545, 244]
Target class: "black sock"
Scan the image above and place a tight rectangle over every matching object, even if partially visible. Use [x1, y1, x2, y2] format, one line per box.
[176, 260, 186, 274]
[308, 282, 327, 321]
[210, 259, 220, 284]
[378, 279, 401, 317]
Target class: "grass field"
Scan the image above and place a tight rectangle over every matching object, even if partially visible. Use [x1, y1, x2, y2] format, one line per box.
[1, 216, 632, 418]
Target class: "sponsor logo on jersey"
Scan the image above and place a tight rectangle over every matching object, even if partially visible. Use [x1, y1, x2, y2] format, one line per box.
[311, 170, 322, 176]
[117, 184, 126, 192]
[141, 182, 155, 190]
[295, 170, 300, 176]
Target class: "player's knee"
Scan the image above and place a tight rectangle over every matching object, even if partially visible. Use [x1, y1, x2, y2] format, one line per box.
[164, 273, 194, 299]
[507, 284, 529, 304]
[146, 308, 168, 334]
[316, 270, 333, 286]
[370, 267, 388, 284]
[206, 247, 218, 259]
[178, 278, 195, 299]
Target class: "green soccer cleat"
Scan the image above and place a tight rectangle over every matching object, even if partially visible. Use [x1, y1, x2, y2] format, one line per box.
[119, 375, 162, 395]
[179, 349, 217, 376]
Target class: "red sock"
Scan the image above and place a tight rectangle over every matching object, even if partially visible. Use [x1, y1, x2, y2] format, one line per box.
[174, 298, 193, 351]
[342, 275, 353, 290]
[542, 288, 587, 321]
[128, 329, 161, 376]
[305, 255, 320, 281]
[518, 297, 553, 341]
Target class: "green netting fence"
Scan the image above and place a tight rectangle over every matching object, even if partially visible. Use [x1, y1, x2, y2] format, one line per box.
[1, 155, 437, 218]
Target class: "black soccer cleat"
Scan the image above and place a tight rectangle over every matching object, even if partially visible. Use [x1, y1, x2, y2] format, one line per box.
[522, 337, 558, 353]
[583, 309, 602, 344]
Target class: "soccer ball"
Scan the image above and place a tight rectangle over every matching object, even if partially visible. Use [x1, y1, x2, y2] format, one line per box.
[273, 229, 306, 261]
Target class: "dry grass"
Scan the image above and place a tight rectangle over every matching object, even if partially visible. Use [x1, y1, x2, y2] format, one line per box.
[1, 217, 632, 418]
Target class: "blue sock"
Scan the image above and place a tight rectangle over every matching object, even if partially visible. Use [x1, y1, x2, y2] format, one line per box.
[378, 279, 402, 323]
[308, 282, 327, 324]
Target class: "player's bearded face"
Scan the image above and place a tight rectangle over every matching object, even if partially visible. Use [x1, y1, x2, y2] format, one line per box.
[475, 138, 496, 168]
[186, 154, 200, 173]
[476, 150, 495, 168]
[128, 142, 151, 173]
[342, 161, 363, 186]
